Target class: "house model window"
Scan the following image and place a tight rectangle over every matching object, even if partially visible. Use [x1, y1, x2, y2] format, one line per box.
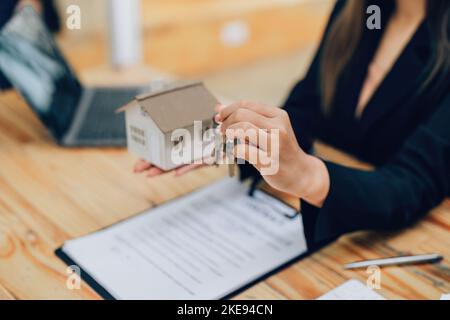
[117, 81, 218, 171]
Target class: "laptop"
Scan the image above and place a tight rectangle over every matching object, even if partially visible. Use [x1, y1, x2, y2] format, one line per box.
[0, 6, 157, 146]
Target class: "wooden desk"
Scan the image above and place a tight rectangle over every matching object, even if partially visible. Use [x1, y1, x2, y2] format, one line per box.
[0, 89, 449, 300]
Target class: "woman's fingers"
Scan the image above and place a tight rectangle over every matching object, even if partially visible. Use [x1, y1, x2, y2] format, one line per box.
[134, 159, 166, 176]
[134, 159, 152, 173]
[218, 101, 279, 121]
[17, 0, 43, 12]
[214, 104, 225, 113]
[146, 166, 165, 177]
[221, 108, 273, 133]
[233, 143, 270, 172]
[234, 142, 277, 176]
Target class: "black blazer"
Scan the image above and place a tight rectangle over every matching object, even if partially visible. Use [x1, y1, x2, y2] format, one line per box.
[240, 0, 450, 250]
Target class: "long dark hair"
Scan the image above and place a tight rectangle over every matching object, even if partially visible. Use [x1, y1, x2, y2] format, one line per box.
[320, 0, 450, 112]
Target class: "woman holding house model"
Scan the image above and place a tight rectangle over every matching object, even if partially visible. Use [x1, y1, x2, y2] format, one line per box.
[135, 0, 450, 250]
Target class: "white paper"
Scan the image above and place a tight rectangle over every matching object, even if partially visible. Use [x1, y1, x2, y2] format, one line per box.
[317, 279, 384, 300]
[441, 294, 450, 300]
[62, 178, 307, 300]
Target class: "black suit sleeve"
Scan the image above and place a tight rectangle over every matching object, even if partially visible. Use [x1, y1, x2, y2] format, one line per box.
[302, 92, 450, 249]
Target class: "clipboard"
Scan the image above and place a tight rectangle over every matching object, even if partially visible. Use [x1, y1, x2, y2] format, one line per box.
[55, 178, 310, 300]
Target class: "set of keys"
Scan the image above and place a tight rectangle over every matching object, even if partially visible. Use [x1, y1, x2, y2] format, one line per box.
[212, 117, 236, 177]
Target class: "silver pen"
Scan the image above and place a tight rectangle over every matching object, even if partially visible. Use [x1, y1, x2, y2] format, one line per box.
[344, 253, 443, 270]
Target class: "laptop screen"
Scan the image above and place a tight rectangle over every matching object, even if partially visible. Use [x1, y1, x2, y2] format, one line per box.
[0, 6, 82, 138]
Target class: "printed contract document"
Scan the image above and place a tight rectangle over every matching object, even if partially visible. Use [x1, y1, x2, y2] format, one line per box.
[57, 179, 307, 299]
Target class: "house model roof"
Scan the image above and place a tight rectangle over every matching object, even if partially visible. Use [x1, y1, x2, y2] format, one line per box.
[117, 81, 218, 133]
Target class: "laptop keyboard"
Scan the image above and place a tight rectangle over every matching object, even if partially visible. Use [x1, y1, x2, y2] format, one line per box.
[76, 88, 141, 143]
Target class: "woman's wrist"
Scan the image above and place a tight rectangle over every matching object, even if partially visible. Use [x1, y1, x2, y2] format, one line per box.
[294, 154, 330, 208]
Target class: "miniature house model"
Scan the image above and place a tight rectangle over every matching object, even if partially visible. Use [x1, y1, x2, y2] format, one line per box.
[117, 82, 218, 171]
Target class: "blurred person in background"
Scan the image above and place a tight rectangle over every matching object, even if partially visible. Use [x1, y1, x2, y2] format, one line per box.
[0, 0, 60, 89]
[136, 0, 450, 250]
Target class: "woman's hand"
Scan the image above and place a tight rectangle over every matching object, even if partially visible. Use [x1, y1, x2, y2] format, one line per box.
[217, 101, 330, 207]
[134, 160, 207, 177]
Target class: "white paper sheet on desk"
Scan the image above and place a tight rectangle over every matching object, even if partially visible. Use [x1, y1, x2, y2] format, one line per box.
[441, 294, 450, 300]
[60, 178, 307, 300]
[317, 279, 385, 300]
